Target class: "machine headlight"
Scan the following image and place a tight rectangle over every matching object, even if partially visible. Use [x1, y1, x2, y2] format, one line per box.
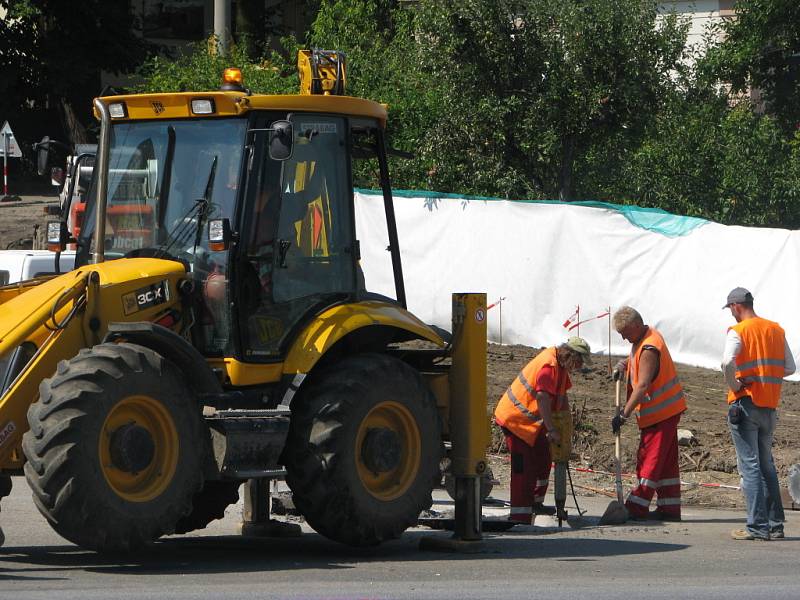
[191, 99, 215, 115]
[108, 102, 128, 118]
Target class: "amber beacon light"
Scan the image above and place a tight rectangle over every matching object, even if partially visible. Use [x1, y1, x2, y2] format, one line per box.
[221, 67, 244, 91]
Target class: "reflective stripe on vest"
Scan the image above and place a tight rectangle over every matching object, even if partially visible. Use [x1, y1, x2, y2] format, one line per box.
[728, 317, 785, 408]
[629, 327, 686, 429]
[493, 346, 569, 446]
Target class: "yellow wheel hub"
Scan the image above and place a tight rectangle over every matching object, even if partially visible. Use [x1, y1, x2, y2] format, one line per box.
[99, 395, 179, 502]
[356, 401, 421, 501]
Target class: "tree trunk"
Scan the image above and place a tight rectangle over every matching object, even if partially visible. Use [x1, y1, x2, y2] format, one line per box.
[558, 135, 576, 201]
[58, 98, 90, 146]
[235, 0, 265, 58]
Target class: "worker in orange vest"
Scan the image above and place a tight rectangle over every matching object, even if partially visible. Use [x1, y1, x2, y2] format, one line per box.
[494, 336, 592, 524]
[611, 306, 686, 521]
[721, 287, 795, 541]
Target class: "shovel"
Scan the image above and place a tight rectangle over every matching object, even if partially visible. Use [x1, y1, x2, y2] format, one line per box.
[599, 378, 628, 525]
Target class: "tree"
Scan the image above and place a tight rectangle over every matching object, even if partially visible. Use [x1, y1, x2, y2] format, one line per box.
[1, 0, 150, 146]
[703, 0, 800, 133]
[412, 0, 690, 200]
[307, 0, 437, 189]
[136, 38, 299, 96]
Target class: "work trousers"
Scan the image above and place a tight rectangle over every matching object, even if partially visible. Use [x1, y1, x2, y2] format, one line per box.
[505, 429, 551, 523]
[625, 412, 682, 518]
[728, 397, 784, 539]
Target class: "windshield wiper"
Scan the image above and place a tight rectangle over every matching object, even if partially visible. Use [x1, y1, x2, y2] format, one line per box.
[157, 155, 217, 258]
[192, 156, 217, 255]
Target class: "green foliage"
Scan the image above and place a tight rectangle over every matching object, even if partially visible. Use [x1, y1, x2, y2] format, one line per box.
[411, 0, 691, 200]
[1, 0, 148, 104]
[135, 37, 299, 95]
[603, 96, 800, 227]
[702, 0, 800, 133]
[308, 0, 437, 188]
[91, 0, 800, 228]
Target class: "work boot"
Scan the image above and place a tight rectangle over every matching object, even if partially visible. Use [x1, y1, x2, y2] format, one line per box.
[627, 511, 652, 521]
[731, 529, 770, 541]
[532, 503, 557, 516]
[649, 510, 681, 522]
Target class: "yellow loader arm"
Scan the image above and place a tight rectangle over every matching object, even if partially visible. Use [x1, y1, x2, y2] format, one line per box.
[0, 259, 187, 468]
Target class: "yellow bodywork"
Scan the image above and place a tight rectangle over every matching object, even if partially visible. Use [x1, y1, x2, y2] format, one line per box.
[210, 301, 446, 387]
[448, 293, 490, 477]
[93, 91, 387, 128]
[0, 258, 186, 467]
[283, 301, 445, 376]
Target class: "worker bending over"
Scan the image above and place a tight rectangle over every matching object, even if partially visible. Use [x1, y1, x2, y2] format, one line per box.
[494, 336, 592, 524]
[612, 306, 686, 521]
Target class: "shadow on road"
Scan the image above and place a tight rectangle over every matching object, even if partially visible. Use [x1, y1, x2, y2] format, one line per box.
[0, 529, 687, 579]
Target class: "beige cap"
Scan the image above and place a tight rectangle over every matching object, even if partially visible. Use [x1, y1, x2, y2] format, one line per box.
[566, 336, 592, 363]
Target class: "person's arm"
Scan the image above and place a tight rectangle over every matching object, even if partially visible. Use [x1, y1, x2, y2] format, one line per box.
[783, 337, 796, 377]
[721, 329, 742, 392]
[536, 391, 560, 444]
[622, 348, 659, 418]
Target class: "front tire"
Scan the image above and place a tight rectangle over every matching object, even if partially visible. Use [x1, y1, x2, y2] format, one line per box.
[283, 353, 443, 546]
[22, 343, 206, 552]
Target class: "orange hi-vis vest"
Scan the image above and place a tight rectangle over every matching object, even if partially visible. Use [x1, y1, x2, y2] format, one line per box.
[628, 327, 686, 429]
[494, 347, 569, 446]
[727, 317, 786, 408]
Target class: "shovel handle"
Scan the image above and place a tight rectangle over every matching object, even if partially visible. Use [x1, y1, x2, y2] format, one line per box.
[614, 379, 624, 503]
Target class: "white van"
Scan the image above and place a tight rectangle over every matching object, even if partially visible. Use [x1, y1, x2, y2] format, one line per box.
[0, 250, 77, 285]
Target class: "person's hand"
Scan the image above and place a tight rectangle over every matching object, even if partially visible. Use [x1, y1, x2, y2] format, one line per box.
[546, 429, 562, 445]
[612, 360, 627, 381]
[611, 413, 627, 434]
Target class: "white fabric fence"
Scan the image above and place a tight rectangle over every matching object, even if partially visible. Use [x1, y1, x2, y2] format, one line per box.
[354, 191, 800, 380]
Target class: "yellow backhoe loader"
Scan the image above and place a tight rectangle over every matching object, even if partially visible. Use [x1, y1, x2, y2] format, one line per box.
[0, 50, 489, 552]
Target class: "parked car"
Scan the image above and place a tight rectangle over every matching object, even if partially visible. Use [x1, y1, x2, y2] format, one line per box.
[0, 250, 77, 285]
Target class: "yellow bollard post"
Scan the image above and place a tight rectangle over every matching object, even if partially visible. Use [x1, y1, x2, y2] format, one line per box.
[448, 293, 489, 541]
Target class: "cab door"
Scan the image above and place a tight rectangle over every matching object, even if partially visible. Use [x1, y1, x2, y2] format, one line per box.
[237, 114, 357, 358]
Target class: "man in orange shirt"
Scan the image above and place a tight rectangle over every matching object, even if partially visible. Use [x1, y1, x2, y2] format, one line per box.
[722, 287, 794, 541]
[494, 336, 592, 524]
[611, 306, 686, 521]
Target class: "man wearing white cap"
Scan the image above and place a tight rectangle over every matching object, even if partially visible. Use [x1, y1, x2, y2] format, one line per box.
[722, 287, 794, 541]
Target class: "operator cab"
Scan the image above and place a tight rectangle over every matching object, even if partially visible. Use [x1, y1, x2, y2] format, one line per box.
[72, 55, 402, 362]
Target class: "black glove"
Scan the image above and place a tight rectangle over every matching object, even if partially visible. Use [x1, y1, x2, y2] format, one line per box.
[611, 413, 627, 434]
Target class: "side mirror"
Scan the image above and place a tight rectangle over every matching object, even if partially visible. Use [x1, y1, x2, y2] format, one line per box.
[36, 136, 51, 177]
[50, 167, 65, 187]
[269, 120, 293, 161]
[208, 218, 232, 252]
[46, 220, 69, 252]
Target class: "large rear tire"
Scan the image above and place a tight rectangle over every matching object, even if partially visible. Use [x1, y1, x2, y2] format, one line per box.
[283, 353, 442, 546]
[22, 343, 206, 552]
[173, 481, 241, 534]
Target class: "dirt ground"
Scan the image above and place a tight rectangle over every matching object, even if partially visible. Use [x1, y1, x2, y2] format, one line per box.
[0, 195, 58, 249]
[2, 198, 797, 511]
[486, 343, 800, 510]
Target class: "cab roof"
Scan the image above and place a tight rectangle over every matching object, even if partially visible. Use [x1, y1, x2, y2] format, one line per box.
[94, 91, 387, 128]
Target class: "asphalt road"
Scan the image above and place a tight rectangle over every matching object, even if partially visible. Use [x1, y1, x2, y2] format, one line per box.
[0, 476, 798, 599]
